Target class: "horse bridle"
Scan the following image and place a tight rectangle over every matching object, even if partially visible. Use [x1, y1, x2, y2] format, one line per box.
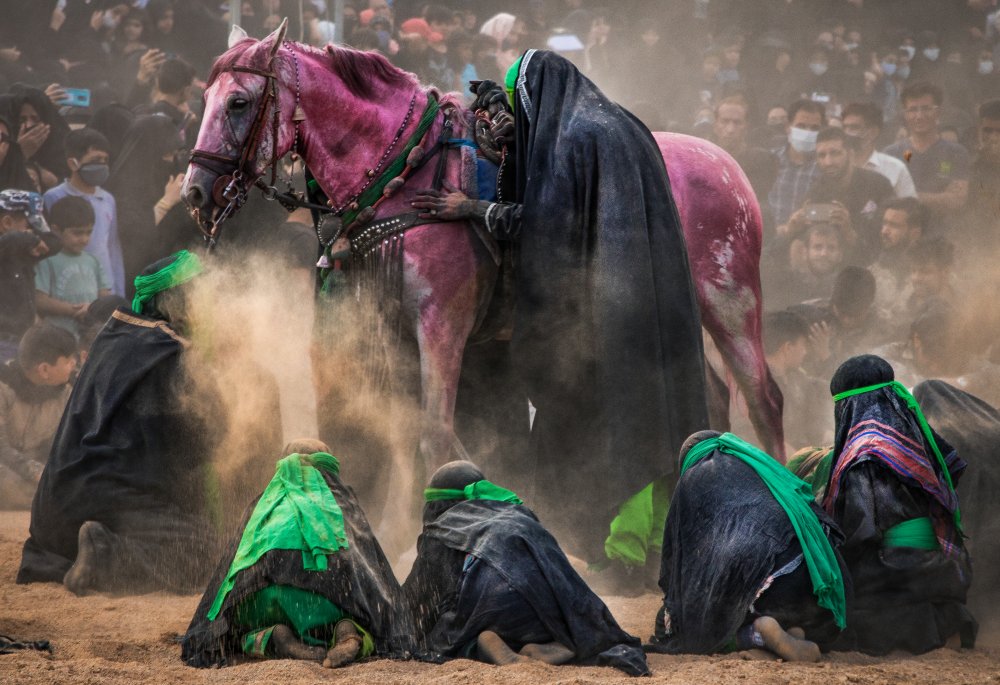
[188, 48, 287, 244]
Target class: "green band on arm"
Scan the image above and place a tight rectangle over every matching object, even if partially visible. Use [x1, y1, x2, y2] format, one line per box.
[682, 433, 848, 630]
[833, 380, 962, 533]
[423, 479, 522, 504]
[883, 517, 940, 550]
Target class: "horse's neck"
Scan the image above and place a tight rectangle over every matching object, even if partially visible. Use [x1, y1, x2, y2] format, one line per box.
[295, 50, 428, 207]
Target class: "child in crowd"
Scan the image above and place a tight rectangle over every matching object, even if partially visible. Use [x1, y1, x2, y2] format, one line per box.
[43, 128, 124, 297]
[0, 323, 77, 509]
[35, 196, 110, 337]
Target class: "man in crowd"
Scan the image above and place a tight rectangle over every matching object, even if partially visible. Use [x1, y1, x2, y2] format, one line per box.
[966, 98, 1000, 246]
[884, 82, 969, 225]
[806, 127, 893, 257]
[43, 128, 124, 297]
[712, 95, 778, 225]
[763, 311, 830, 452]
[842, 102, 917, 199]
[770, 99, 825, 230]
[182, 438, 412, 669]
[906, 235, 957, 319]
[766, 221, 845, 309]
[0, 190, 54, 363]
[823, 355, 975, 654]
[648, 430, 846, 660]
[0, 323, 76, 509]
[17, 250, 220, 596]
[870, 198, 927, 314]
[404, 460, 649, 675]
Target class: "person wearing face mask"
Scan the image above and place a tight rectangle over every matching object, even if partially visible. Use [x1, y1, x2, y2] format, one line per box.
[43, 128, 125, 297]
[910, 32, 942, 82]
[769, 99, 825, 230]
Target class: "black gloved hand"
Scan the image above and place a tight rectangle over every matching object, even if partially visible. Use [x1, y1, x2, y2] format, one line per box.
[472, 79, 510, 114]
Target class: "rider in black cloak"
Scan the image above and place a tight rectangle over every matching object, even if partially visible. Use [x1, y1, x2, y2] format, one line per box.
[649, 430, 847, 660]
[182, 438, 414, 669]
[913, 380, 1000, 627]
[17, 251, 221, 595]
[822, 355, 976, 654]
[412, 49, 709, 565]
[403, 460, 649, 676]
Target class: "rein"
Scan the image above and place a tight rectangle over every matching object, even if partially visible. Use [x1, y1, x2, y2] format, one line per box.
[190, 40, 456, 250]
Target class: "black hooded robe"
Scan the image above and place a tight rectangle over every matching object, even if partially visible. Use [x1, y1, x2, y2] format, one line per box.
[652, 448, 845, 654]
[913, 380, 1000, 624]
[182, 467, 413, 667]
[403, 499, 649, 676]
[16, 309, 219, 593]
[824, 383, 975, 655]
[507, 50, 708, 559]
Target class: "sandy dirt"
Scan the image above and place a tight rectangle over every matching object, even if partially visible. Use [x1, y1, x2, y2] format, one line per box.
[2, 510, 999, 685]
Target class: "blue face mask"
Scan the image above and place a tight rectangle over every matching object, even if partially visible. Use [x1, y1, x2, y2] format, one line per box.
[881, 61, 897, 76]
[897, 64, 911, 79]
[980, 60, 995, 75]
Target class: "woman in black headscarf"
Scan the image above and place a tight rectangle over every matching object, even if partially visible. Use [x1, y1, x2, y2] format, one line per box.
[5, 84, 71, 188]
[0, 114, 37, 192]
[106, 113, 188, 295]
[822, 354, 976, 654]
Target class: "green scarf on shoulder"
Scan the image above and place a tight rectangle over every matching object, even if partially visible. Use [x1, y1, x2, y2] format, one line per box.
[682, 433, 847, 629]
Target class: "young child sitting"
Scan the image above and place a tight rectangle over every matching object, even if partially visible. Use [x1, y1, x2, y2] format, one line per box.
[35, 196, 110, 336]
[0, 323, 77, 508]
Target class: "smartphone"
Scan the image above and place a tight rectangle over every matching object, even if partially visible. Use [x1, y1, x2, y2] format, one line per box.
[61, 88, 91, 108]
[804, 203, 838, 223]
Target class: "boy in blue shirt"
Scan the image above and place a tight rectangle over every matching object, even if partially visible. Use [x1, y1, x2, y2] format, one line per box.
[35, 196, 110, 336]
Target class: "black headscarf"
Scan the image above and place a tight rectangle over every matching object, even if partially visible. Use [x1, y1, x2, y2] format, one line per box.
[0, 114, 36, 192]
[506, 49, 708, 559]
[422, 460, 486, 524]
[90, 104, 137, 160]
[5, 85, 71, 181]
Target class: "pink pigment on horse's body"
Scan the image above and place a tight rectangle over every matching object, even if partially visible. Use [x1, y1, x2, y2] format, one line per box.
[183, 27, 784, 474]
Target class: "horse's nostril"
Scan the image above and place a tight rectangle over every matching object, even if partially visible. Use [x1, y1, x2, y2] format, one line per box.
[185, 185, 205, 208]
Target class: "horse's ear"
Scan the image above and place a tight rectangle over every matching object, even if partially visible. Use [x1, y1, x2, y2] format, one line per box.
[228, 24, 249, 48]
[266, 18, 288, 59]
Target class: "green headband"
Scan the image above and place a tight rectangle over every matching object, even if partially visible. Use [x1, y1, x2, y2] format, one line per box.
[132, 250, 203, 315]
[833, 380, 961, 532]
[504, 54, 524, 109]
[424, 479, 522, 505]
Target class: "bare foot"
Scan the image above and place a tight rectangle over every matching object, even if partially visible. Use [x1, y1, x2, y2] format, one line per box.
[788, 627, 806, 639]
[63, 521, 110, 596]
[753, 616, 821, 662]
[477, 631, 531, 665]
[519, 641, 575, 665]
[323, 620, 362, 668]
[270, 625, 326, 661]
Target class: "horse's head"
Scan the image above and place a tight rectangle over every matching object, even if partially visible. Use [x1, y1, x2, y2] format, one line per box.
[183, 20, 298, 236]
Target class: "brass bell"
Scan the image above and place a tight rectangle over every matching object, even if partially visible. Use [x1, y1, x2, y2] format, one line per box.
[348, 201, 359, 212]
[366, 169, 375, 178]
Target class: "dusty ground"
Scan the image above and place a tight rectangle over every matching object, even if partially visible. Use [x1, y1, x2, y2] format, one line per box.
[2, 510, 999, 685]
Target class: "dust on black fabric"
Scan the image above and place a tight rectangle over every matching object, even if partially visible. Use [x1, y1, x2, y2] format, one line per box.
[17, 310, 219, 590]
[508, 50, 709, 559]
[182, 470, 414, 667]
[652, 449, 844, 654]
[0, 635, 51, 655]
[913, 381, 1000, 617]
[403, 499, 649, 676]
[825, 385, 974, 654]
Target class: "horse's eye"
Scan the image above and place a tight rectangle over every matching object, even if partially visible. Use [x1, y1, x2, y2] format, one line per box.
[228, 97, 249, 112]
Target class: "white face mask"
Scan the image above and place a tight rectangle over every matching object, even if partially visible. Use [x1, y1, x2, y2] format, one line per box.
[809, 62, 829, 76]
[899, 45, 916, 60]
[102, 10, 120, 30]
[980, 60, 995, 75]
[788, 126, 818, 153]
[923, 48, 940, 61]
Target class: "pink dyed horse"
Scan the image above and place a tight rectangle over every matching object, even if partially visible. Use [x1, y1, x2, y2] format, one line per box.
[183, 23, 785, 473]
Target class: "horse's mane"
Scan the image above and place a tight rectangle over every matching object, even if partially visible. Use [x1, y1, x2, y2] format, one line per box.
[206, 39, 419, 99]
[325, 45, 419, 98]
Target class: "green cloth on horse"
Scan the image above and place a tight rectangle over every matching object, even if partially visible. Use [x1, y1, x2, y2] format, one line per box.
[208, 452, 348, 621]
[683, 433, 847, 629]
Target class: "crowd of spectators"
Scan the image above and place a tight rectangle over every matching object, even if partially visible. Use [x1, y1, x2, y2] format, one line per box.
[3, 0, 1000, 489]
